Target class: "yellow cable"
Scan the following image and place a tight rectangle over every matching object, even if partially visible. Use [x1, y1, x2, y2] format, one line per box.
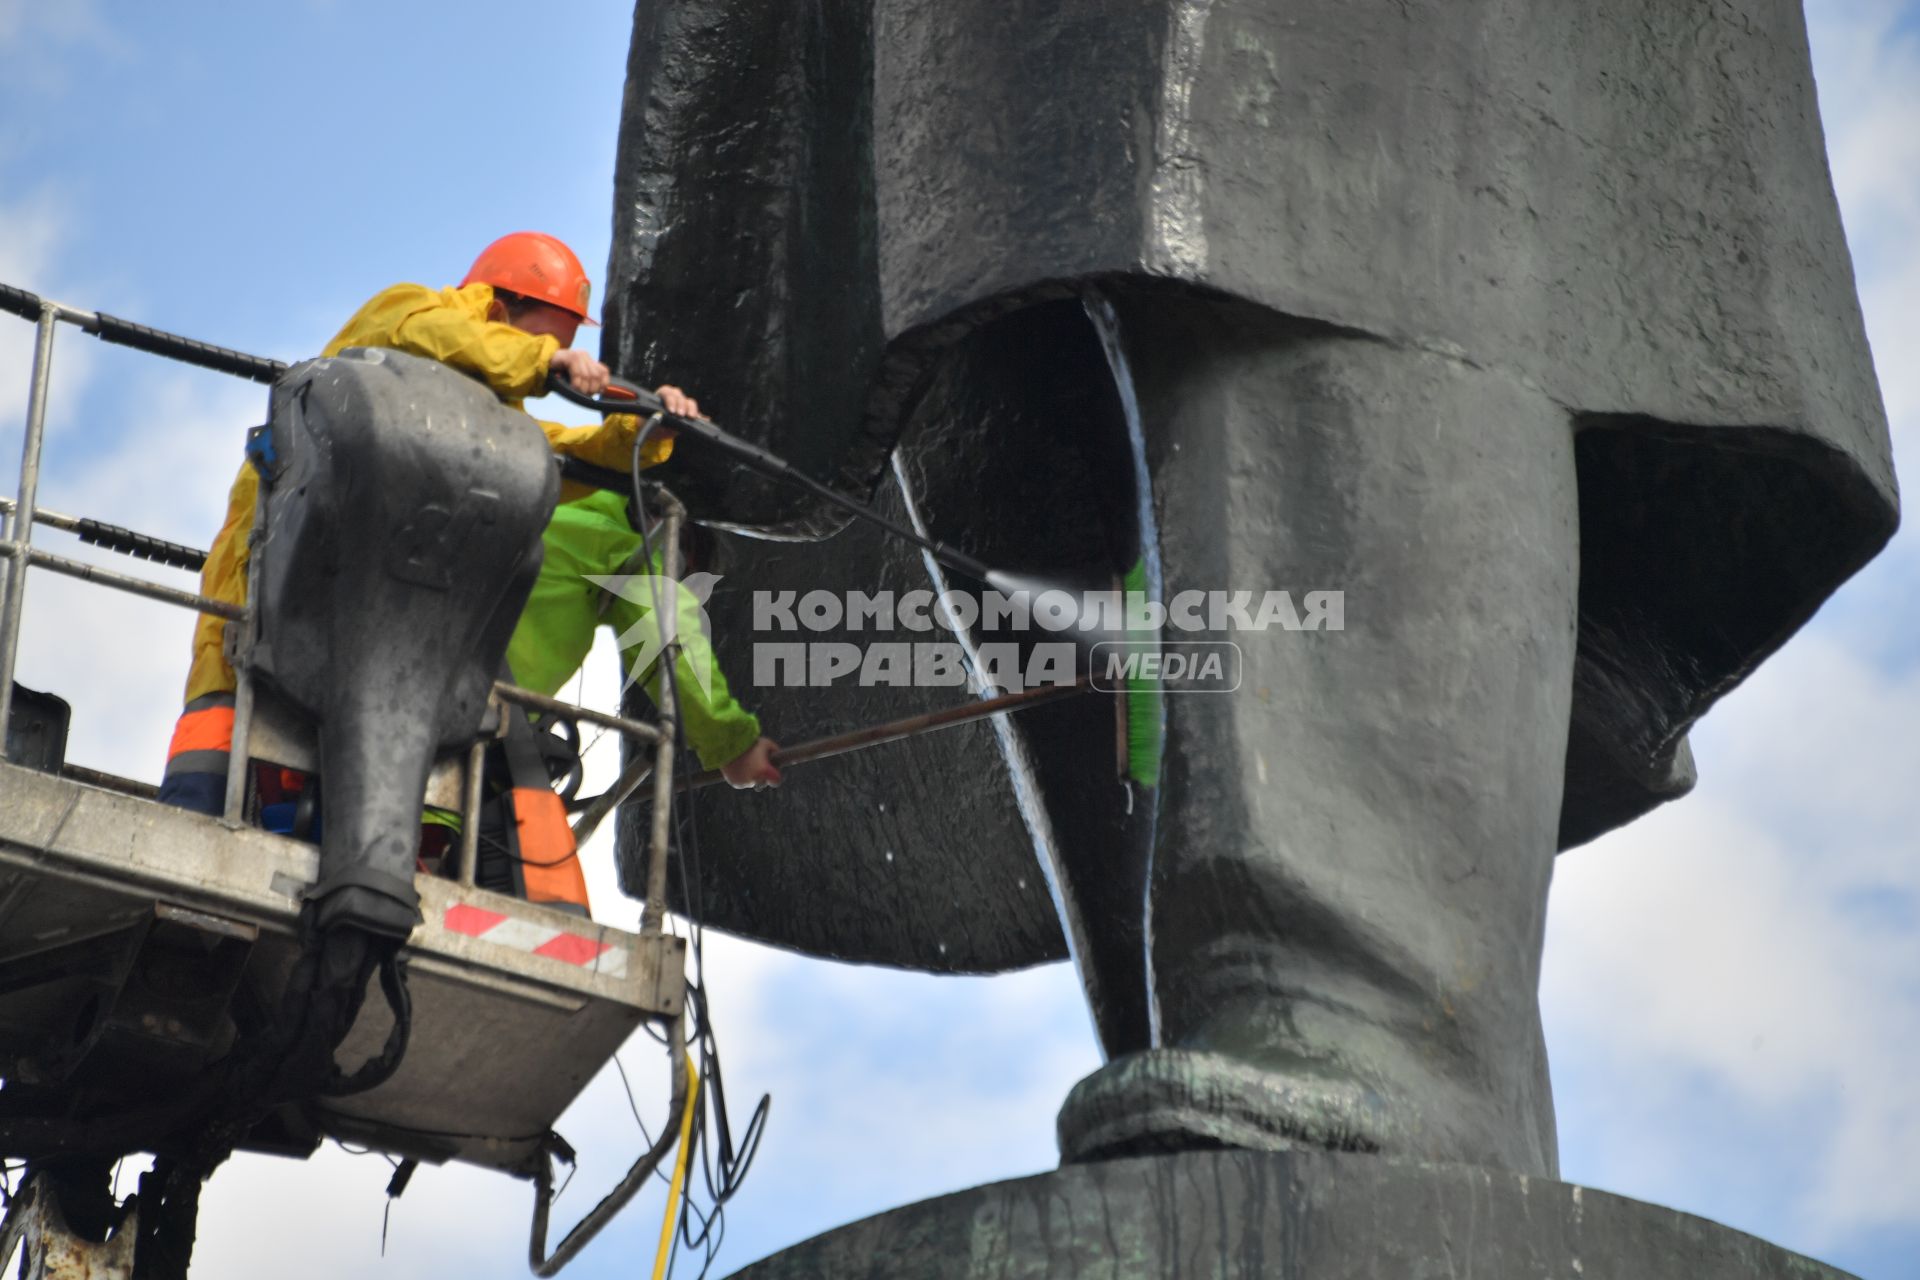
[651, 1049, 702, 1280]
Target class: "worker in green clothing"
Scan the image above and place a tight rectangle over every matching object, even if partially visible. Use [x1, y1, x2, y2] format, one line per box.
[505, 473, 783, 792]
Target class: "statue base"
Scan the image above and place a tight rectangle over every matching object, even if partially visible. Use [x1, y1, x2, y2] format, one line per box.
[726, 1149, 1853, 1279]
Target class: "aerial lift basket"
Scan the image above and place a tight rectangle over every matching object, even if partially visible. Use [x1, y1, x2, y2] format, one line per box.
[0, 291, 695, 1275]
[0, 755, 685, 1173]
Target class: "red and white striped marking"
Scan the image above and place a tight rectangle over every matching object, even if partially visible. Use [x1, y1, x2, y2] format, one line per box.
[441, 903, 628, 977]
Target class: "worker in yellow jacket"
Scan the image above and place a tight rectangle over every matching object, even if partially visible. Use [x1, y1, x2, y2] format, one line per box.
[157, 233, 714, 844]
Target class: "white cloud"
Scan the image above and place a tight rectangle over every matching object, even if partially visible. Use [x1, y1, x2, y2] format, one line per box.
[1544, 630, 1920, 1242]
[0, 0, 31, 47]
[0, 189, 64, 296]
[8, 368, 268, 780]
[1806, 0, 1920, 451]
[1809, 1, 1920, 238]
[1858, 229, 1920, 451]
[189, 1145, 524, 1279]
[0, 1, 125, 74]
[0, 187, 96, 428]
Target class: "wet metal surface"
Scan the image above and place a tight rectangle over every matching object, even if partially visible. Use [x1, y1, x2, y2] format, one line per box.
[606, 0, 1897, 1181]
[725, 1149, 1862, 1280]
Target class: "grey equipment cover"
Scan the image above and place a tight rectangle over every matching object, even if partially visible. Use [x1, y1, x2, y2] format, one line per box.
[253, 347, 559, 939]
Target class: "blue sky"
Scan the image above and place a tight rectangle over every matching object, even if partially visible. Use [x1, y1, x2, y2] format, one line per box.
[2, 2, 1917, 1278]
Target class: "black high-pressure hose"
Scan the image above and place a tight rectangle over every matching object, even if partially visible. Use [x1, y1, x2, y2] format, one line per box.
[546, 372, 997, 584]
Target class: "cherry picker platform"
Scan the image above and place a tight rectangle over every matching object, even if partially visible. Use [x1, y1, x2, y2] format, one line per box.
[0, 286, 699, 1277]
[0, 755, 685, 1173]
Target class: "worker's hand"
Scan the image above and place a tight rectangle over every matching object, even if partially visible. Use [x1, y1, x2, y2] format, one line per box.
[721, 737, 783, 790]
[655, 384, 701, 419]
[551, 348, 611, 396]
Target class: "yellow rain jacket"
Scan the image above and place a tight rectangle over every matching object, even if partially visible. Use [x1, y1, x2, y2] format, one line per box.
[183, 282, 672, 703]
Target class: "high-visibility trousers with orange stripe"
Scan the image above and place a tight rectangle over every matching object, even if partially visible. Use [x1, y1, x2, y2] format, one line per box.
[156, 691, 592, 917]
[156, 692, 235, 816]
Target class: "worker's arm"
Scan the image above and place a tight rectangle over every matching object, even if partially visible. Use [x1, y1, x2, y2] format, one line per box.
[328, 283, 559, 401]
[183, 464, 260, 703]
[536, 383, 694, 476]
[539, 416, 676, 503]
[539, 415, 676, 471]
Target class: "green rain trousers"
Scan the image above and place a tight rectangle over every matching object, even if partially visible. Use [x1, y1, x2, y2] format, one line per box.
[505, 489, 762, 770]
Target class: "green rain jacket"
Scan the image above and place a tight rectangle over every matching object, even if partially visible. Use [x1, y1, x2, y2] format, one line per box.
[505, 489, 762, 770]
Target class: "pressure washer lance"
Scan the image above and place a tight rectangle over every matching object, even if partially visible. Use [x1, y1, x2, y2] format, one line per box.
[568, 676, 1092, 843]
[546, 371, 997, 585]
[683, 674, 1092, 791]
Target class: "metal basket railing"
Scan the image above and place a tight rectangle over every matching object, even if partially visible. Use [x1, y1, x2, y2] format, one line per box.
[0, 284, 677, 928]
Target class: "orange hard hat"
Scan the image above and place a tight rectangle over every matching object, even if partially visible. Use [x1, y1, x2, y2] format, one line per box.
[461, 231, 598, 325]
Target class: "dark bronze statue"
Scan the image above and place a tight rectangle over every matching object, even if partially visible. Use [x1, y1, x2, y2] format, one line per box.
[608, 0, 1896, 1180]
